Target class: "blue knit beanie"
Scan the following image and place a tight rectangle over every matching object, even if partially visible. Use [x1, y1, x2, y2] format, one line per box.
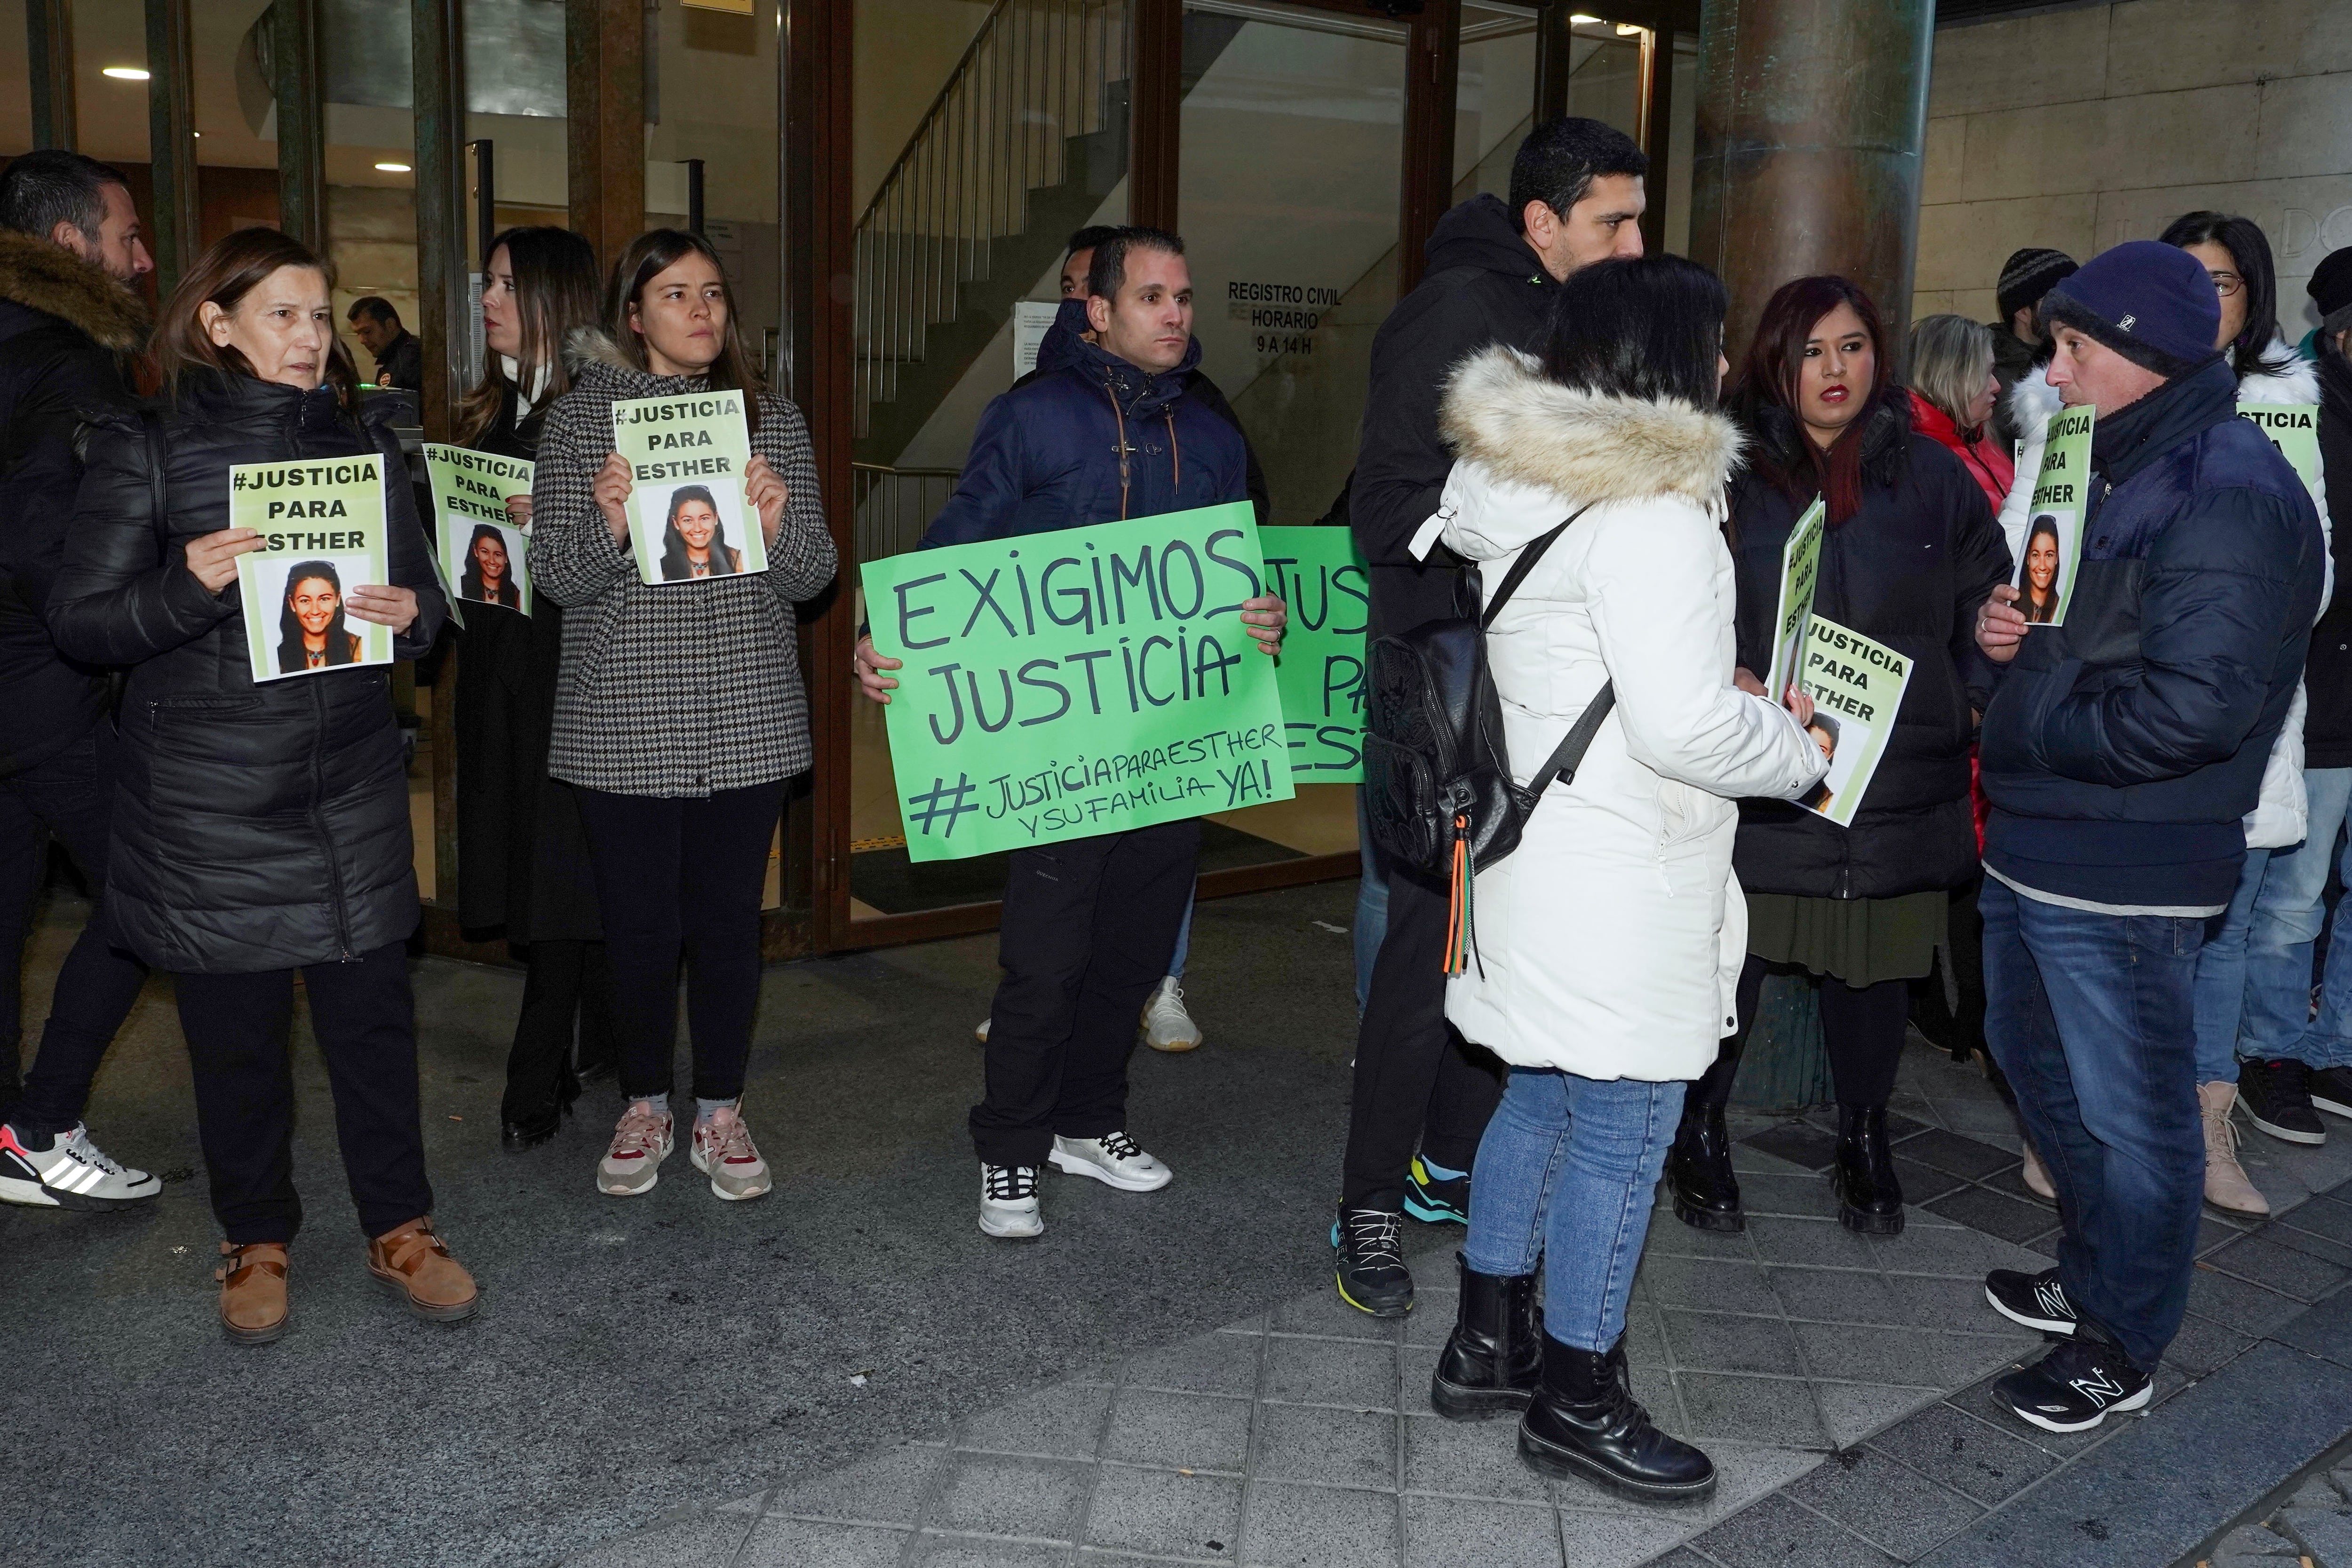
[2039, 239, 2221, 379]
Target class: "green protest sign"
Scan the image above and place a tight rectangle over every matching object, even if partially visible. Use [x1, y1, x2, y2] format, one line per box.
[2020, 405, 2093, 628]
[861, 501, 1295, 861]
[229, 455, 394, 683]
[2241, 401, 2320, 493]
[423, 444, 532, 617]
[1794, 614, 1912, 828]
[1764, 497, 1824, 699]
[1259, 526, 1368, 781]
[610, 389, 769, 586]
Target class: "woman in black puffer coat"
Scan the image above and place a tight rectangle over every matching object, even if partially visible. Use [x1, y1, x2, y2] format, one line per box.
[1664, 276, 2010, 1240]
[48, 229, 469, 1345]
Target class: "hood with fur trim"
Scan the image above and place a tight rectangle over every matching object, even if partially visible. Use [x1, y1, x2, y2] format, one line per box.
[0, 229, 147, 352]
[1438, 345, 1743, 512]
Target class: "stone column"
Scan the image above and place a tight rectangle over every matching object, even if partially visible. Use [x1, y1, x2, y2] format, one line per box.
[1690, 0, 1934, 359]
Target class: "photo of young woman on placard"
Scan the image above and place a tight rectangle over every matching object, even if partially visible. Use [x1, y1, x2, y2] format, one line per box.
[276, 558, 366, 673]
[459, 522, 527, 609]
[2020, 514, 2064, 624]
[1800, 711, 1842, 815]
[654, 483, 744, 581]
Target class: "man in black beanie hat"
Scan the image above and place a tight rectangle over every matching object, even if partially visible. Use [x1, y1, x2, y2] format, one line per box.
[1971, 239, 2324, 1435]
[1987, 247, 2077, 444]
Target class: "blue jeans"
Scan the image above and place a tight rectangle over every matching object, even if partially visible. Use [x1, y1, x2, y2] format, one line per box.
[1166, 883, 1196, 980]
[1462, 1066, 1684, 1353]
[1353, 789, 1387, 1013]
[2190, 845, 2272, 1083]
[2246, 767, 2352, 1069]
[1979, 877, 2205, 1372]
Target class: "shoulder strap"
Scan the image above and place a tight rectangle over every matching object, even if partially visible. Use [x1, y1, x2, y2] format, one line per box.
[1479, 502, 1595, 629]
[1525, 681, 1615, 799]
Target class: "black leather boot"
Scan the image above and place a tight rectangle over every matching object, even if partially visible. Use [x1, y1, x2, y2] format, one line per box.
[1832, 1102, 1905, 1235]
[1666, 1100, 1743, 1233]
[1430, 1254, 1541, 1419]
[1518, 1333, 1715, 1502]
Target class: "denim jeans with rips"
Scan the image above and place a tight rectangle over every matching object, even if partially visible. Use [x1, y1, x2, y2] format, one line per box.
[1979, 876, 2206, 1372]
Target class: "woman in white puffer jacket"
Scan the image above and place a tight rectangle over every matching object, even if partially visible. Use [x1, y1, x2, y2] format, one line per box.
[1417, 257, 1822, 1504]
[1994, 213, 2333, 1216]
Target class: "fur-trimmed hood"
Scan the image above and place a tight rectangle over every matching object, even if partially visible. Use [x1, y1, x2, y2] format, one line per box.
[562, 326, 644, 379]
[0, 229, 147, 352]
[1438, 344, 1743, 510]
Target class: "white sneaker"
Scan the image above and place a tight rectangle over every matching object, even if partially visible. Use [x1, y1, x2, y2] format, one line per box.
[979, 1162, 1043, 1237]
[691, 1107, 772, 1202]
[1049, 1130, 1173, 1192]
[1141, 978, 1201, 1052]
[975, 1017, 990, 1044]
[0, 1122, 162, 1210]
[597, 1102, 674, 1196]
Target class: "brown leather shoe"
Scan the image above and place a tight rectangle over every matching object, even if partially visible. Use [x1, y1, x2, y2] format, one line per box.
[215, 1240, 290, 1345]
[366, 1217, 478, 1322]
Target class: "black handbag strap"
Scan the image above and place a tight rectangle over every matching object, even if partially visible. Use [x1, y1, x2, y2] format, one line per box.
[1525, 681, 1615, 799]
[1478, 503, 1595, 630]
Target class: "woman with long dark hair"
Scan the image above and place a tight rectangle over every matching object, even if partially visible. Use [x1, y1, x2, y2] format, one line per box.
[1664, 276, 2011, 1240]
[445, 226, 619, 1155]
[2158, 211, 2334, 1212]
[532, 229, 835, 1202]
[2020, 515, 2064, 624]
[1422, 256, 1825, 1499]
[48, 227, 465, 1343]
[459, 525, 522, 608]
[656, 484, 743, 579]
[275, 560, 363, 671]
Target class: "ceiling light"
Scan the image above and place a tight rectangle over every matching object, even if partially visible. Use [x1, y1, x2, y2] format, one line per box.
[374, 161, 412, 173]
[102, 65, 149, 80]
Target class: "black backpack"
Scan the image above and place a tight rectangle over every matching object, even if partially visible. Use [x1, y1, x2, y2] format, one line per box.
[1360, 508, 1614, 973]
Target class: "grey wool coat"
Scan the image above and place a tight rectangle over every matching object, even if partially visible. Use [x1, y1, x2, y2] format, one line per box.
[530, 332, 837, 797]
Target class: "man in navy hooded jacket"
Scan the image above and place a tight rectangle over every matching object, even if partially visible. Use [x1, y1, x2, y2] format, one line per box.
[854, 227, 1287, 1241]
[1973, 240, 2324, 1434]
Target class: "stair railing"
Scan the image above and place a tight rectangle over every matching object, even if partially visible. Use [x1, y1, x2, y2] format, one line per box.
[854, 0, 1128, 438]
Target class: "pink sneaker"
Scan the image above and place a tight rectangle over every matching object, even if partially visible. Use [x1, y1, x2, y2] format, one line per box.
[690, 1107, 772, 1202]
[596, 1102, 674, 1196]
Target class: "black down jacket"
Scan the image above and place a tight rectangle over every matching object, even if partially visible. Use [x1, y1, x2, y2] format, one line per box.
[1727, 388, 2013, 900]
[48, 369, 448, 973]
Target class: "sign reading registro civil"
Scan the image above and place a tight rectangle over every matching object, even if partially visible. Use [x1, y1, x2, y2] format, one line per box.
[859, 501, 1295, 861]
[610, 389, 770, 586]
[228, 456, 395, 684]
[1259, 526, 1368, 782]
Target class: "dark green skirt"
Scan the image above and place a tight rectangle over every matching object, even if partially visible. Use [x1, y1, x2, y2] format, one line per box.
[1745, 890, 1947, 987]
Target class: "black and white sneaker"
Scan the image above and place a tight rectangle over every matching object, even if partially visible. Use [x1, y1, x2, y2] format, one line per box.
[2310, 1065, 2352, 1122]
[1334, 1207, 1414, 1317]
[978, 1162, 1042, 1238]
[0, 1122, 163, 1210]
[1991, 1337, 2152, 1433]
[2239, 1058, 2327, 1145]
[1984, 1266, 2078, 1336]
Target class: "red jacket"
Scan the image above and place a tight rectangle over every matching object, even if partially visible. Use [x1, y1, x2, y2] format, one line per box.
[1908, 389, 2014, 517]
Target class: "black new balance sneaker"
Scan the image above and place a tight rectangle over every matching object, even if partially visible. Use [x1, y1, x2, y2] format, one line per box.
[1984, 1266, 2078, 1336]
[1992, 1336, 2152, 1433]
[2240, 1058, 2327, 1145]
[1334, 1207, 1414, 1316]
[1404, 1156, 1470, 1226]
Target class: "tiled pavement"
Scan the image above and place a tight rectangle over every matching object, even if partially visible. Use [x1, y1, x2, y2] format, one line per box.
[566, 1046, 2352, 1568]
[2204, 1436, 2352, 1565]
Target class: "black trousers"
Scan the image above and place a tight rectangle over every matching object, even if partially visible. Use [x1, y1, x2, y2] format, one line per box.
[1695, 952, 1911, 1112]
[972, 819, 1199, 1168]
[174, 941, 432, 1243]
[0, 723, 149, 1136]
[1340, 861, 1503, 1212]
[574, 780, 783, 1105]
[499, 938, 616, 1123]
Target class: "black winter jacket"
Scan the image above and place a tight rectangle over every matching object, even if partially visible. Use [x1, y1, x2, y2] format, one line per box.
[48, 369, 448, 972]
[1350, 194, 1561, 643]
[1729, 390, 2013, 900]
[0, 231, 147, 775]
[2304, 350, 2352, 769]
[1979, 360, 2324, 910]
[449, 384, 601, 941]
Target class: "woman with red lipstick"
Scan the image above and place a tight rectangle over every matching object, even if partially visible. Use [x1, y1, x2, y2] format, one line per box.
[1663, 277, 2012, 1239]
